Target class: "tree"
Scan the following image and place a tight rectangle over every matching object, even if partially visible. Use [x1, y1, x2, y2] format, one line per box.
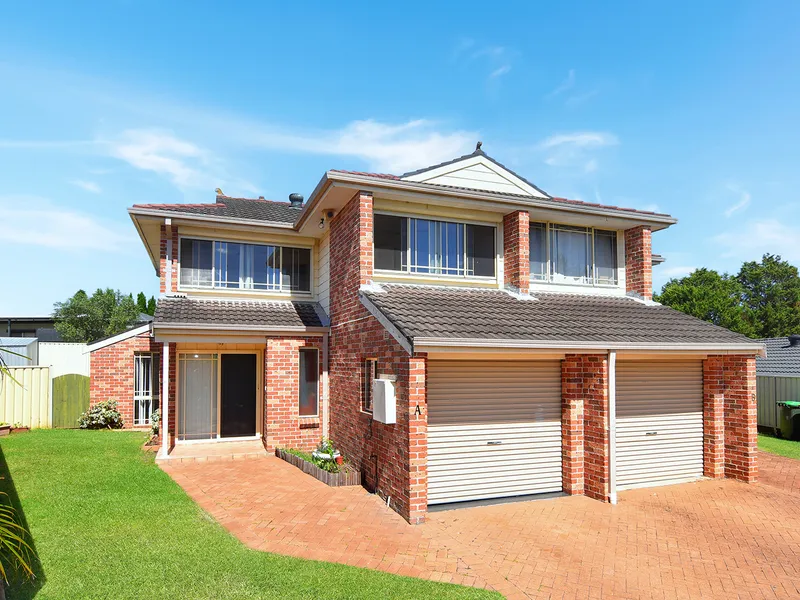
[146, 296, 157, 316]
[53, 289, 141, 343]
[736, 254, 800, 338]
[136, 292, 148, 315]
[656, 268, 756, 337]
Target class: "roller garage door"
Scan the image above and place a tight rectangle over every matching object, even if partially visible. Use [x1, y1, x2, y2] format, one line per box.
[427, 360, 562, 505]
[615, 360, 704, 490]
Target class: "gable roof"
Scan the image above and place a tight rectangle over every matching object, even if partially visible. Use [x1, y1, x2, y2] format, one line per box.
[132, 195, 301, 226]
[400, 143, 550, 199]
[756, 337, 800, 377]
[360, 284, 762, 353]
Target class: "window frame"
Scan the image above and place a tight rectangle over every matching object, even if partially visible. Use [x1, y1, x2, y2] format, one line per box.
[373, 212, 498, 280]
[529, 222, 620, 287]
[177, 235, 314, 295]
[133, 352, 160, 426]
[298, 347, 320, 419]
[362, 358, 378, 413]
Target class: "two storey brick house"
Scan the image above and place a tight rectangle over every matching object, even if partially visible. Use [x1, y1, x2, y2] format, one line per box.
[92, 145, 763, 524]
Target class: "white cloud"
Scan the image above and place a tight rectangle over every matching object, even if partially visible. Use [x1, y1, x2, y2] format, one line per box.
[538, 131, 618, 172]
[546, 69, 576, 98]
[471, 45, 507, 60]
[244, 119, 477, 174]
[0, 197, 134, 252]
[724, 184, 751, 217]
[714, 219, 799, 263]
[490, 65, 512, 79]
[566, 89, 599, 107]
[660, 265, 698, 278]
[70, 179, 101, 193]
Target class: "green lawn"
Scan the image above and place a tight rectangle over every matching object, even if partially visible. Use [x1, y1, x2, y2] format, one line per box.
[758, 433, 800, 459]
[0, 430, 498, 600]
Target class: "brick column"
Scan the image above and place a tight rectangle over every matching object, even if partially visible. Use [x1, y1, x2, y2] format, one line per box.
[723, 355, 757, 483]
[503, 211, 530, 295]
[703, 357, 725, 478]
[582, 355, 611, 501]
[561, 356, 585, 495]
[159, 223, 179, 294]
[624, 225, 652, 300]
[407, 353, 427, 524]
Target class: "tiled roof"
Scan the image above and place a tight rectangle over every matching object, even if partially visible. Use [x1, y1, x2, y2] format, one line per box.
[132, 195, 301, 224]
[756, 337, 800, 376]
[154, 296, 328, 330]
[360, 284, 758, 348]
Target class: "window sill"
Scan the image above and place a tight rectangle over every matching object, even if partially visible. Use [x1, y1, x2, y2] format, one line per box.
[374, 271, 498, 286]
[299, 418, 320, 429]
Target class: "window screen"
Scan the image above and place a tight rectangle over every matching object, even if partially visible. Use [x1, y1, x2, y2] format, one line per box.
[374, 214, 406, 271]
[299, 348, 319, 417]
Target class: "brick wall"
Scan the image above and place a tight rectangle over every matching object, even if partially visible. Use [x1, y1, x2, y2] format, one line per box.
[90, 332, 161, 428]
[561, 356, 585, 495]
[263, 337, 324, 452]
[160, 224, 179, 294]
[503, 211, 530, 295]
[702, 355, 757, 483]
[328, 189, 427, 524]
[624, 225, 653, 300]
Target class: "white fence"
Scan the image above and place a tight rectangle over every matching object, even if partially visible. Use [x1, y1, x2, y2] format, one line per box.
[757, 376, 800, 431]
[38, 342, 90, 378]
[0, 366, 51, 428]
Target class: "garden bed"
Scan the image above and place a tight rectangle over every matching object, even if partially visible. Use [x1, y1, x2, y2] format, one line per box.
[276, 448, 361, 487]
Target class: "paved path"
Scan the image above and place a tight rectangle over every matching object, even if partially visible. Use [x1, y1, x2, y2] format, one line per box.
[162, 451, 800, 599]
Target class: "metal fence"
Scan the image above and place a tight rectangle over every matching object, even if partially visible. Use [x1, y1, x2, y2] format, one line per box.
[0, 366, 51, 428]
[757, 375, 800, 431]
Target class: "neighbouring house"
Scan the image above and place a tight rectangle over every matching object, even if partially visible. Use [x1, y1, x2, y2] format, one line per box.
[755, 335, 800, 433]
[2, 316, 62, 341]
[91, 144, 763, 524]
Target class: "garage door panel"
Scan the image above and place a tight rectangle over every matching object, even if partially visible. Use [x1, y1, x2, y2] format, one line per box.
[428, 360, 563, 505]
[616, 360, 703, 490]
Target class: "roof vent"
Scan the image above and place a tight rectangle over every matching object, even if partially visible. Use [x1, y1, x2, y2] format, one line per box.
[289, 193, 304, 207]
[789, 334, 800, 347]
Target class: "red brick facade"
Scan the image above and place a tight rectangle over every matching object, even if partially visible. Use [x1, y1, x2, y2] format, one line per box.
[90, 332, 162, 428]
[328, 189, 429, 524]
[561, 356, 585, 495]
[263, 337, 324, 452]
[624, 225, 653, 300]
[503, 211, 530, 294]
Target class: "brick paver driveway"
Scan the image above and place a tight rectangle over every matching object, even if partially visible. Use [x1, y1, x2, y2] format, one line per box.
[162, 452, 800, 599]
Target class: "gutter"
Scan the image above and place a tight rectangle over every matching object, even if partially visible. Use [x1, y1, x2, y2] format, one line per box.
[414, 337, 766, 356]
[297, 171, 679, 231]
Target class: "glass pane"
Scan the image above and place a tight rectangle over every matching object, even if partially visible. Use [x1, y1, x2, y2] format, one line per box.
[594, 230, 618, 284]
[266, 246, 281, 289]
[374, 215, 406, 271]
[467, 224, 495, 277]
[551, 225, 591, 283]
[298, 349, 318, 417]
[411, 218, 432, 273]
[530, 222, 547, 281]
[179, 238, 212, 287]
[215, 241, 242, 288]
[178, 354, 218, 441]
[282, 247, 311, 292]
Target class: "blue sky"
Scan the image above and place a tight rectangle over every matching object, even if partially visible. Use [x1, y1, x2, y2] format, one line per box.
[2, 1, 799, 315]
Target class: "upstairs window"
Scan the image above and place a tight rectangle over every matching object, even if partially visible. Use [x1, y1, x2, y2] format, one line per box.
[180, 238, 311, 292]
[529, 223, 618, 286]
[374, 214, 496, 278]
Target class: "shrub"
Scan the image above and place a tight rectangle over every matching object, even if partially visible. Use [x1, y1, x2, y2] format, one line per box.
[78, 400, 124, 429]
[149, 409, 160, 438]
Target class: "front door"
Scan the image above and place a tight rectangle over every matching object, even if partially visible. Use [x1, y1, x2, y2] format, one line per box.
[220, 354, 257, 438]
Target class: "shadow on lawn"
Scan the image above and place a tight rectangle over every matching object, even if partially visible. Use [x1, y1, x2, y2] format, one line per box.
[0, 443, 44, 599]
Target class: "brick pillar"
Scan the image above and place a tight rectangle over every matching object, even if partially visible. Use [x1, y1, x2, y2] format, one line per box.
[503, 210, 530, 295]
[561, 356, 585, 495]
[407, 353, 428, 524]
[723, 355, 757, 483]
[159, 223, 179, 294]
[624, 225, 652, 300]
[582, 355, 611, 501]
[703, 357, 725, 478]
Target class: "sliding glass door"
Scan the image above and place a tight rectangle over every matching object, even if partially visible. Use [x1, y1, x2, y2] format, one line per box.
[178, 354, 219, 441]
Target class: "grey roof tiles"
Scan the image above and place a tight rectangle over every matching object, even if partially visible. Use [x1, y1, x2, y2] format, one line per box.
[133, 196, 301, 225]
[361, 284, 759, 347]
[154, 296, 327, 329]
[756, 337, 800, 376]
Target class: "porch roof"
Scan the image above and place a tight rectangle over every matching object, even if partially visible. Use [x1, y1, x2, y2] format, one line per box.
[154, 296, 329, 333]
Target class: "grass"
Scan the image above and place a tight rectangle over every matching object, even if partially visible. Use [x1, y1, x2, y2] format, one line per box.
[758, 433, 800, 459]
[0, 430, 498, 600]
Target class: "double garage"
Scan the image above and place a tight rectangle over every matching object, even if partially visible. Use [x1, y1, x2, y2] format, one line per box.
[426, 358, 704, 506]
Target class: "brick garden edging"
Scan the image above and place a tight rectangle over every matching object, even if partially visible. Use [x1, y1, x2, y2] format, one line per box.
[275, 448, 361, 487]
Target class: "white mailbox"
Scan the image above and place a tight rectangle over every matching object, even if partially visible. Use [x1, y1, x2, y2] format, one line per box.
[373, 379, 396, 424]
